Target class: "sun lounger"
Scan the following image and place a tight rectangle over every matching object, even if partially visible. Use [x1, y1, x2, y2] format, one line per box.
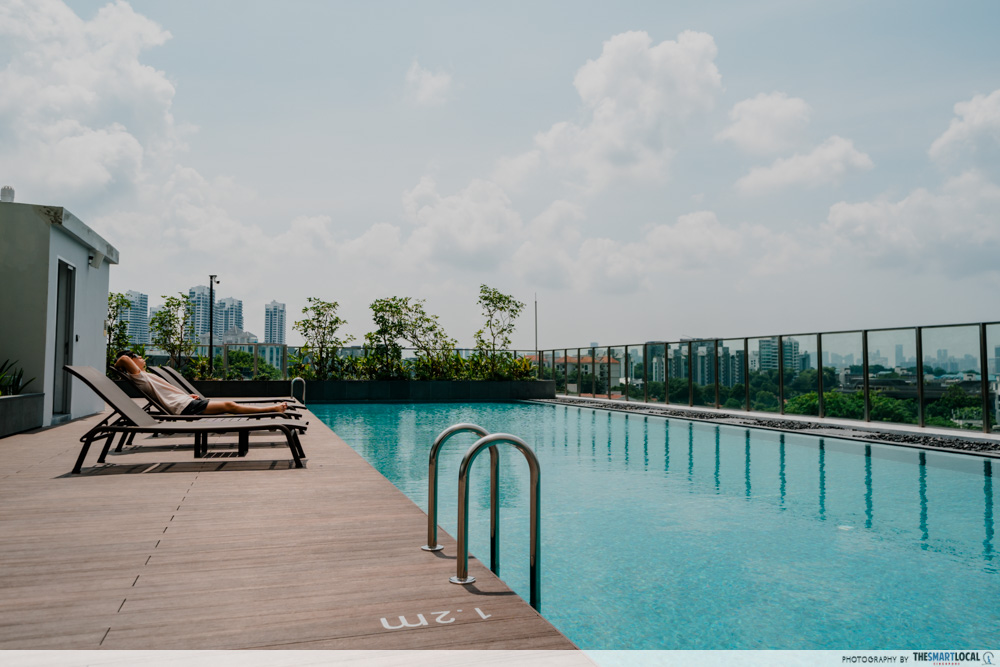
[151, 365, 305, 407]
[65, 366, 307, 473]
[113, 366, 302, 420]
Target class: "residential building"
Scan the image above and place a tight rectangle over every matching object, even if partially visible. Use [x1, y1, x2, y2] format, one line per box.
[757, 337, 803, 372]
[216, 297, 243, 333]
[265, 300, 286, 344]
[197, 327, 258, 345]
[188, 285, 214, 339]
[693, 342, 714, 386]
[123, 290, 149, 345]
[718, 344, 745, 387]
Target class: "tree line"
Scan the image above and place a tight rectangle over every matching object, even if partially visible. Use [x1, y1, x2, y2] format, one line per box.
[107, 285, 535, 382]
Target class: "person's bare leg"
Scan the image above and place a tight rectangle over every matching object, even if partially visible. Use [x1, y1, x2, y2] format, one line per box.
[203, 400, 287, 415]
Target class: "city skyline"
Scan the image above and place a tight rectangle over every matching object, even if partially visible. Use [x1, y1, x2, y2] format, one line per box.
[119, 287, 286, 345]
[2, 1, 998, 347]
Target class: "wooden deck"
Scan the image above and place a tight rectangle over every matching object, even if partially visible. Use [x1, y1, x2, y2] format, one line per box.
[0, 408, 577, 650]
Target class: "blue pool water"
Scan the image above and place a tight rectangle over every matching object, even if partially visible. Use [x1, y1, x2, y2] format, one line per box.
[312, 401, 999, 649]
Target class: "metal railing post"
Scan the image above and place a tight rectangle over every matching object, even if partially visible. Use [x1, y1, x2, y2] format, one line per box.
[916, 327, 925, 428]
[817, 334, 825, 418]
[714, 339, 720, 408]
[644, 343, 649, 403]
[687, 341, 693, 406]
[450, 433, 542, 612]
[862, 331, 871, 422]
[980, 323, 991, 433]
[744, 338, 750, 411]
[778, 336, 785, 414]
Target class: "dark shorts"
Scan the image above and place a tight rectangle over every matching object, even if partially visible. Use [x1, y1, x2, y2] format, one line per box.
[181, 398, 209, 415]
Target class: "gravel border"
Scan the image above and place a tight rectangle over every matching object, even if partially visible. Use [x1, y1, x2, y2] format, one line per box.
[535, 397, 1000, 457]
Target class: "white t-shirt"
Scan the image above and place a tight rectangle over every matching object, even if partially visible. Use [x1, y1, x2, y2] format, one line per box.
[129, 371, 195, 415]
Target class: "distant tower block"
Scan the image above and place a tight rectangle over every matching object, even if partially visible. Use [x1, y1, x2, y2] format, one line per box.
[0, 186, 13, 202]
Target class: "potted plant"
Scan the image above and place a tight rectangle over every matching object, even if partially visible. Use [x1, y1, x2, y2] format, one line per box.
[0, 359, 43, 438]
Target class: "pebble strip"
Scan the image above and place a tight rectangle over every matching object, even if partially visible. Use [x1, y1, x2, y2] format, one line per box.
[537, 397, 1000, 456]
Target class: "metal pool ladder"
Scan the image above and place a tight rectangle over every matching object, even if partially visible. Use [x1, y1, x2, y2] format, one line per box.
[290, 377, 306, 404]
[422, 423, 542, 611]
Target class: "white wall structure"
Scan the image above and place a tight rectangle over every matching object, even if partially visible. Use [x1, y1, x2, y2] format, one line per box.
[0, 202, 119, 426]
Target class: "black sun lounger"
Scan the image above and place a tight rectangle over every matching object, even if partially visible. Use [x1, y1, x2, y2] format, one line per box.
[65, 366, 307, 474]
[151, 365, 305, 407]
[113, 366, 303, 420]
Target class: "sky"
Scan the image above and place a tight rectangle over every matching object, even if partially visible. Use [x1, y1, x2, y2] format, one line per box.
[1, 0, 999, 349]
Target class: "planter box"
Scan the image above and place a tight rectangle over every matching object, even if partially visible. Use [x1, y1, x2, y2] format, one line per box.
[190, 379, 555, 403]
[0, 393, 44, 438]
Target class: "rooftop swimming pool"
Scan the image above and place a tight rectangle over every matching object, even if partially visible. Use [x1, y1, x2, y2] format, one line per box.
[312, 401, 999, 650]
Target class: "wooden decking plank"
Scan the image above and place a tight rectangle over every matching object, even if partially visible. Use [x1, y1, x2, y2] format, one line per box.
[0, 406, 576, 651]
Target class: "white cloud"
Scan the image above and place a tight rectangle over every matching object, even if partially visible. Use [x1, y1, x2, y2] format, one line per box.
[929, 89, 1000, 160]
[405, 60, 452, 106]
[536, 210, 807, 294]
[491, 149, 542, 191]
[823, 170, 1000, 274]
[735, 136, 873, 194]
[0, 0, 178, 201]
[402, 176, 523, 269]
[530, 30, 723, 192]
[716, 92, 811, 154]
[511, 200, 585, 289]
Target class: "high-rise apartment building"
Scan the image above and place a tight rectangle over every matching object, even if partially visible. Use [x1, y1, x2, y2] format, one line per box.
[758, 337, 802, 371]
[718, 345, 745, 387]
[265, 300, 286, 344]
[216, 297, 243, 333]
[188, 285, 214, 340]
[187, 286, 245, 341]
[122, 290, 149, 345]
[692, 341, 715, 386]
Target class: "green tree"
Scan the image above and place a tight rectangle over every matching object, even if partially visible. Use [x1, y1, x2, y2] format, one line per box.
[150, 294, 195, 369]
[784, 392, 820, 416]
[106, 292, 132, 375]
[474, 285, 525, 380]
[364, 297, 410, 380]
[293, 298, 353, 380]
[365, 296, 457, 380]
[869, 391, 918, 423]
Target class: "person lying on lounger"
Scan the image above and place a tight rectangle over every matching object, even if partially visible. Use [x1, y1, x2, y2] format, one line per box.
[114, 352, 288, 416]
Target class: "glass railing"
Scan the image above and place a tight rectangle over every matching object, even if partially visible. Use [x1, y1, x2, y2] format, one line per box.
[647, 343, 665, 404]
[140, 319, 1000, 433]
[542, 320, 999, 433]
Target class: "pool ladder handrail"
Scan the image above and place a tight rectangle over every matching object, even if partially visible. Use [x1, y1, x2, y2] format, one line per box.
[422, 424, 501, 574]
[449, 433, 541, 611]
[290, 377, 306, 404]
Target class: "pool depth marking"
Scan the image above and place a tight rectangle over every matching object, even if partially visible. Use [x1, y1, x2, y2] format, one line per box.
[380, 608, 492, 630]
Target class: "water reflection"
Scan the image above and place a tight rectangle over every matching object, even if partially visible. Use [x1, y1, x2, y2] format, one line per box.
[986, 460, 994, 560]
[919, 452, 928, 545]
[819, 440, 826, 519]
[865, 445, 873, 529]
[714, 427, 720, 493]
[687, 423, 694, 482]
[745, 430, 752, 498]
[779, 434, 787, 509]
[556, 410, 995, 565]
